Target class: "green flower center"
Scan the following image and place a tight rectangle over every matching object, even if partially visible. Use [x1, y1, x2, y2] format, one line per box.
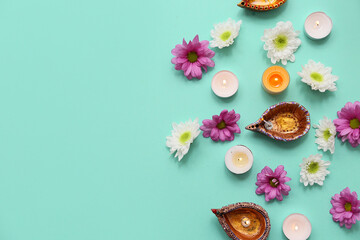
[310, 72, 324, 82]
[345, 202, 352, 212]
[179, 131, 191, 144]
[187, 51, 198, 63]
[217, 121, 226, 129]
[307, 161, 319, 174]
[269, 178, 279, 188]
[274, 34, 288, 50]
[350, 118, 360, 129]
[220, 31, 232, 41]
[323, 129, 331, 141]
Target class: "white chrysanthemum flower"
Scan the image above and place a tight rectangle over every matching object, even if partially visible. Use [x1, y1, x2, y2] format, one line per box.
[210, 18, 242, 49]
[166, 118, 200, 161]
[313, 117, 336, 154]
[300, 154, 330, 186]
[261, 21, 301, 65]
[298, 60, 338, 92]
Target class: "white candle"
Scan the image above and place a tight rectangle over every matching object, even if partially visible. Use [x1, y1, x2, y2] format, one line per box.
[225, 145, 253, 174]
[283, 213, 312, 240]
[305, 12, 332, 39]
[211, 70, 238, 98]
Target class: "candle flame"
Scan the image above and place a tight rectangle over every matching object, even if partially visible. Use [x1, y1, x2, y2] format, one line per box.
[222, 79, 227, 86]
[291, 223, 300, 231]
[241, 217, 251, 228]
[314, 20, 320, 28]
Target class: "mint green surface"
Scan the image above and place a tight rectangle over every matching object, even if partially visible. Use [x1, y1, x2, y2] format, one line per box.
[0, 0, 359, 239]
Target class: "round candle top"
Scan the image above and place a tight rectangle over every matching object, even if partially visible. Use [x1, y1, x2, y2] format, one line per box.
[225, 145, 253, 174]
[268, 73, 283, 87]
[262, 66, 290, 94]
[211, 70, 239, 98]
[283, 213, 312, 240]
[305, 12, 332, 39]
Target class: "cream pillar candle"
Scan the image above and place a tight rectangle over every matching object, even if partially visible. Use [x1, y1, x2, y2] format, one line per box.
[283, 213, 312, 240]
[225, 145, 253, 174]
[305, 12, 332, 40]
[211, 70, 239, 98]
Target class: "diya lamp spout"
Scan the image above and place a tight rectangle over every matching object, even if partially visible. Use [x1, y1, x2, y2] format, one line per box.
[237, 1, 246, 7]
[211, 209, 218, 215]
[245, 122, 261, 132]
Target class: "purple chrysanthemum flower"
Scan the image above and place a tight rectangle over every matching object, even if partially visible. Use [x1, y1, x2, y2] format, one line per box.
[255, 165, 291, 202]
[333, 101, 360, 147]
[200, 110, 240, 142]
[171, 35, 215, 80]
[330, 187, 360, 229]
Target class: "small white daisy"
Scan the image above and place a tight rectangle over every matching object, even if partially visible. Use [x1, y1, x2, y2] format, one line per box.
[298, 60, 338, 92]
[261, 21, 301, 65]
[313, 117, 336, 154]
[300, 154, 330, 186]
[210, 18, 242, 49]
[166, 118, 200, 161]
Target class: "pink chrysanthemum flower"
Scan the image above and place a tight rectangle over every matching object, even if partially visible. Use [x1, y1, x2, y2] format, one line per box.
[333, 101, 360, 147]
[255, 165, 291, 202]
[330, 187, 360, 229]
[171, 35, 215, 80]
[200, 110, 240, 142]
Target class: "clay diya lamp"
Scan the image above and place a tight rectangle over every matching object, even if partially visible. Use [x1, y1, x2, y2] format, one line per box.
[245, 102, 311, 141]
[238, 0, 287, 11]
[212, 202, 271, 240]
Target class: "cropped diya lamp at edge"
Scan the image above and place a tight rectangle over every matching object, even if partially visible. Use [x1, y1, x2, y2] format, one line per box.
[238, 0, 287, 11]
[245, 102, 311, 141]
[262, 66, 290, 94]
[212, 202, 271, 240]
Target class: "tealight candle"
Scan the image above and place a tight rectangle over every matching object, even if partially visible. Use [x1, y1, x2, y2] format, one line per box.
[211, 70, 239, 98]
[225, 145, 253, 174]
[283, 213, 312, 240]
[262, 66, 290, 94]
[305, 12, 332, 40]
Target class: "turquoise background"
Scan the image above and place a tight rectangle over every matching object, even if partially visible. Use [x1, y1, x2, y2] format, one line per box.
[0, 0, 359, 239]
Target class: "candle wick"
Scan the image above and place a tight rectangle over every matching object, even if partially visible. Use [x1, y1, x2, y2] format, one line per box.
[264, 120, 273, 130]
